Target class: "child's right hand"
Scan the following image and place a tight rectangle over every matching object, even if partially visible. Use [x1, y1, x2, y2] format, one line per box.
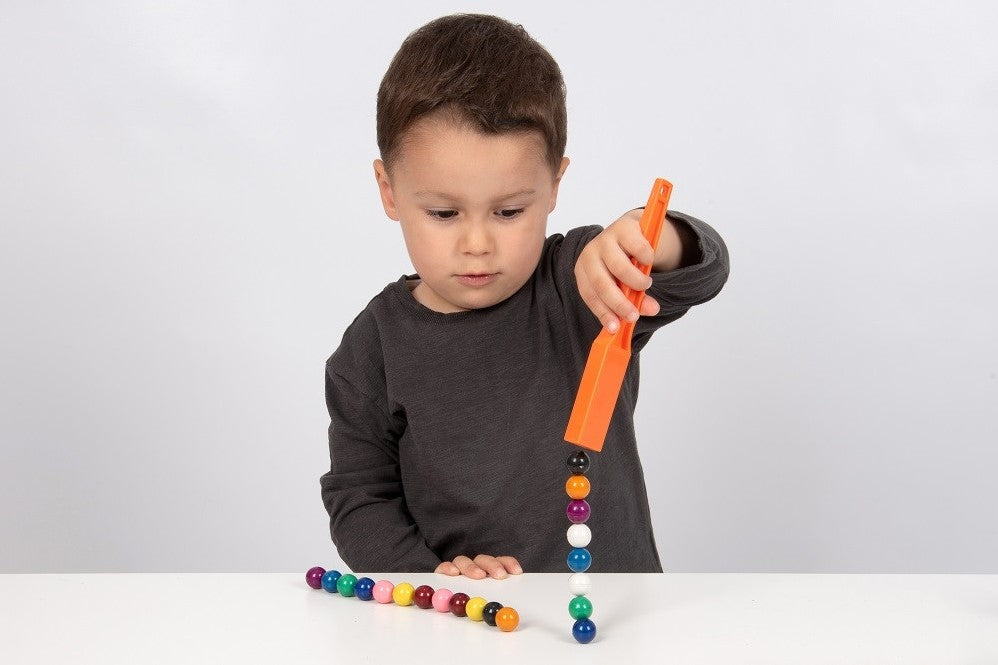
[435, 554, 523, 580]
[575, 209, 666, 333]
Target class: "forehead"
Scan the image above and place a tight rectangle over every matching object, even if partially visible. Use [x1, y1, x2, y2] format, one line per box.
[391, 114, 553, 193]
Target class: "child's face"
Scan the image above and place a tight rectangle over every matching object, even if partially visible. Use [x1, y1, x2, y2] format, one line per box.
[374, 115, 569, 313]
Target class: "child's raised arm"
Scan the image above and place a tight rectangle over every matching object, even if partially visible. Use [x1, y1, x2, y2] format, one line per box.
[574, 207, 699, 334]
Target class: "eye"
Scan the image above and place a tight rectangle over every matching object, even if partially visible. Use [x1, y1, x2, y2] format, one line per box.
[496, 208, 524, 220]
[426, 209, 458, 221]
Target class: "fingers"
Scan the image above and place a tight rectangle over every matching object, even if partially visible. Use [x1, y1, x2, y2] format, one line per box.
[435, 555, 524, 580]
[604, 244, 654, 292]
[617, 226, 656, 268]
[496, 556, 523, 575]
[434, 561, 460, 576]
[639, 295, 660, 317]
[473, 554, 513, 579]
[585, 260, 639, 328]
[451, 555, 487, 579]
[575, 219, 661, 331]
[576, 262, 623, 332]
[576, 257, 653, 331]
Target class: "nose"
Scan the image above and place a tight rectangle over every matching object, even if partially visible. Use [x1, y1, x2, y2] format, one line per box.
[458, 216, 494, 256]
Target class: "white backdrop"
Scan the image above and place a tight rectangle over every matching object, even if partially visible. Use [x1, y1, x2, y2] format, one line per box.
[2, 0, 995, 573]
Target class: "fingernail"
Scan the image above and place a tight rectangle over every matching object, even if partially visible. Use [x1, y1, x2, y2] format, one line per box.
[496, 570, 507, 579]
[607, 320, 619, 333]
[627, 311, 639, 322]
[513, 566, 523, 575]
[646, 277, 654, 289]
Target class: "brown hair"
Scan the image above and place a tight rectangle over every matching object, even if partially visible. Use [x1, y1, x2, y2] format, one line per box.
[377, 14, 567, 173]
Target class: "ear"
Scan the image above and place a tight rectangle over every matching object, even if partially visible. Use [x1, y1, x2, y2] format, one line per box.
[548, 157, 570, 213]
[373, 159, 401, 221]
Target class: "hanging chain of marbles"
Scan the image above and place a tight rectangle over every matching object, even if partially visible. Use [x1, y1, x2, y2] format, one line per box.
[565, 449, 596, 644]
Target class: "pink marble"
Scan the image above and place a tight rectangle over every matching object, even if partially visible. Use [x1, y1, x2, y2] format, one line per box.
[431, 588, 454, 612]
[372, 579, 395, 604]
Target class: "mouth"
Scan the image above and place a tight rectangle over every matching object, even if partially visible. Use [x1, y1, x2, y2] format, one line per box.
[456, 272, 498, 286]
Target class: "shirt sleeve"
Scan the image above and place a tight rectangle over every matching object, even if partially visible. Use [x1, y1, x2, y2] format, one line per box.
[550, 211, 729, 346]
[320, 358, 441, 572]
[632, 210, 730, 348]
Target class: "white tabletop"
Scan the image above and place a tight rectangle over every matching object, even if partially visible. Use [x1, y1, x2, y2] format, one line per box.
[1, 573, 996, 664]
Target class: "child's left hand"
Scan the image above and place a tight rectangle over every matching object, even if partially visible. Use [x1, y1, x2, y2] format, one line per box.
[575, 209, 674, 332]
[435, 554, 523, 580]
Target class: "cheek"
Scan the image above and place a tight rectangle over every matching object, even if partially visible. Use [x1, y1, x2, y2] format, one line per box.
[401, 221, 453, 270]
[505, 218, 547, 262]
[399, 222, 429, 267]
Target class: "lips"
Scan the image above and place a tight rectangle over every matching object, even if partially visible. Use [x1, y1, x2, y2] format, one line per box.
[456, 273, 498, 286]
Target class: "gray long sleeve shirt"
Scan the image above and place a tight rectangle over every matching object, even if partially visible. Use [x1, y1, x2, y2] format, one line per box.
[321, 211, 729, 572]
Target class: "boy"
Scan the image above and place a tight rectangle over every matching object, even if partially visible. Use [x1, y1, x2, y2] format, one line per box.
[320, 14, 729, 579]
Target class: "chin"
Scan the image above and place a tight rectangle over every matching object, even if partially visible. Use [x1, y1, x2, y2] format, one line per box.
[458, 290, 507, 310]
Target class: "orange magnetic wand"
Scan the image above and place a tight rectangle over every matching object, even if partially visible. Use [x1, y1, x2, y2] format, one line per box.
[564, 178, 673, 452]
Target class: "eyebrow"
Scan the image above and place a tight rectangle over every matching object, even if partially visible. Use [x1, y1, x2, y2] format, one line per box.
[413, 189, 537, 202]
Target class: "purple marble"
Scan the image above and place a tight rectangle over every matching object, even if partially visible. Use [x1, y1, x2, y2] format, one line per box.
[567, 499, 591, 524]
